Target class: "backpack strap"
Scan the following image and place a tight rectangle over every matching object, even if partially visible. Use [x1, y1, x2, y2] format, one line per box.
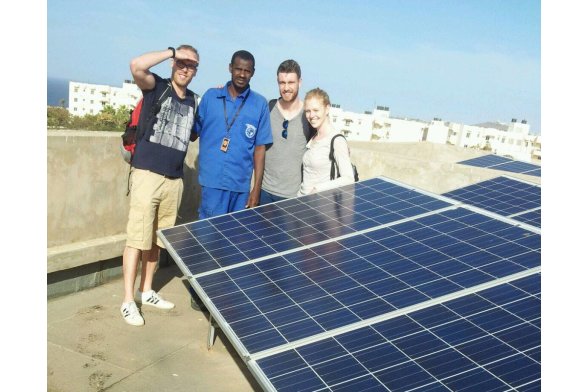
[329, 134, 346, 180]
[149, 80, 173, 117]
[268, 98, 278, 112]
[127, 81, 174, 196]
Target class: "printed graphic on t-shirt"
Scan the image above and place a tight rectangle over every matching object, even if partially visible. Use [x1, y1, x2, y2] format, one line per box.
[150, 97, 194, 152]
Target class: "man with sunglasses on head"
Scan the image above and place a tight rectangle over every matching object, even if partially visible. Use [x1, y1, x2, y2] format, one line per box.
[119, 45, 200, 326]
[259, 59, 313, 205]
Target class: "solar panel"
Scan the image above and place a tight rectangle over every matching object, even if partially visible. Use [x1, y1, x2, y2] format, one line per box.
[253, 273, 540, 391]
[457, 155, 541, 177]
[157, 177, 541, 391]
[511, 209, 541, 228]
[443, 176, 541, 228]
[160, 178, 451, 277]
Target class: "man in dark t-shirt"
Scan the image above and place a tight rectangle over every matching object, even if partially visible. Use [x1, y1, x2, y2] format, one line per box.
[120, 45, 199, 327]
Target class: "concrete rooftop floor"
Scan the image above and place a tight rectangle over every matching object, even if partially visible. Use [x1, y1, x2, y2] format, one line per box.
[47, 263, 263, 392]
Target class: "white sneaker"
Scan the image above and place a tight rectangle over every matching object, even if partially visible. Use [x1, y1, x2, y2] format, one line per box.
[136, 289, 175, 310]
[120, 301, 144, 326]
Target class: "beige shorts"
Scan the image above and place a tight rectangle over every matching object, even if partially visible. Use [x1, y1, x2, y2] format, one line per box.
[126, 168, 184, 250]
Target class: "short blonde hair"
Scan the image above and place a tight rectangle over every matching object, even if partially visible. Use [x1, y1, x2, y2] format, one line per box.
[304, 88, 330, 107]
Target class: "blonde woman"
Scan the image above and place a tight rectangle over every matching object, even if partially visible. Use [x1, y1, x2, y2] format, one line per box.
[298, 88, 355, 196]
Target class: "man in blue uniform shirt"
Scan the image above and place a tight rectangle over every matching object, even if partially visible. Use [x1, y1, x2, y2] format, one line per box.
[194, 50, 272, 217]
[190, 50, 272, 309]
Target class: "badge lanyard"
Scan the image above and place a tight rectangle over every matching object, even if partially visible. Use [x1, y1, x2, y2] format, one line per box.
[221, 89, 250, 152]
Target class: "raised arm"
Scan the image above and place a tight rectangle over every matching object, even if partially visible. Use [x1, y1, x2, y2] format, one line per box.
[130, 48, 174, 91]
[130, 47, 198, 91]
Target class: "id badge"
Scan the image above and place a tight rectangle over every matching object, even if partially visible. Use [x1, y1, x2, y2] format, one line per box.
[220, 137, 230, 152]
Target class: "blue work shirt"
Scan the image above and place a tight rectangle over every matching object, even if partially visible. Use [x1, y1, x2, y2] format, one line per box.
[194, 82, 272, 193]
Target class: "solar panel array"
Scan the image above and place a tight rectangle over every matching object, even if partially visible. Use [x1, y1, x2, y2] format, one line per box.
[158, 177, 541, 392]
[442, 176, 541, 228]
[457, 155, 540, 177]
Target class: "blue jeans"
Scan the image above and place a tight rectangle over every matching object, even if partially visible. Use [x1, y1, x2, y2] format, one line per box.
[259, 189, 287, 205]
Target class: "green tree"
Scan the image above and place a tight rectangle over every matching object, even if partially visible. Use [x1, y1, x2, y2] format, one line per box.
[70, 113, 98, 130]
[47, 103, 131, 131]
[47, 106, 71, 128]
[96, 105, 130, 131]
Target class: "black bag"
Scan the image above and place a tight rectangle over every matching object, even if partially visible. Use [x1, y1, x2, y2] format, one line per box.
[329, 134, 359, 182]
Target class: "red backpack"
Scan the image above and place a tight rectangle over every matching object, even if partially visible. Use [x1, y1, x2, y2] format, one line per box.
[119, 81, 172, 164]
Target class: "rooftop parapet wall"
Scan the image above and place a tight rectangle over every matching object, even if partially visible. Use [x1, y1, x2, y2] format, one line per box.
[47, 130, 200, 273]
[47, 131, 540, 275]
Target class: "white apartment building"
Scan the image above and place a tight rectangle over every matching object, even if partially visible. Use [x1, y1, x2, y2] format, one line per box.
[331, 105, 430, 143]
[447, 119, 540, 161]
[330, 103, 540, 162]
[68, 80, 141, 116]
[66, 79, 541, 162]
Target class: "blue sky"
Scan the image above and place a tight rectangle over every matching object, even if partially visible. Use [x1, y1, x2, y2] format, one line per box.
[47, 0, 541, 133]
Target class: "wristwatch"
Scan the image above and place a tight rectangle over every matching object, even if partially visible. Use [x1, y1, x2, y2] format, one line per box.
[168, 46, 176, 59]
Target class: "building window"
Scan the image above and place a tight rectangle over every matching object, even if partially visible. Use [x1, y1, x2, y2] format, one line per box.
[73, 107, 77, 111]
[466, 132, 471, 138]
[74, 87, 79, 93]
[91, 89, 95, 94]
[90, 100, 94, 104]
[74, 98, 78, 102]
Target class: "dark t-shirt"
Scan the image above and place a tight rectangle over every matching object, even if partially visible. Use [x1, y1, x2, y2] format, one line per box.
[132, 74, 197, 178]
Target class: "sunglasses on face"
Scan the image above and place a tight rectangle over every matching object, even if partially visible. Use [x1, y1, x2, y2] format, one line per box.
[282, 119, 289, 139]
[175, 59, 198, 71]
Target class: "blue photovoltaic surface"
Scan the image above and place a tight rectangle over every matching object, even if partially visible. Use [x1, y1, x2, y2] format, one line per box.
[158, 177, 541, 392]
[255, 273, 540, 392]
[458, 154, 511, 168]
[513, 210, 541, 228]
[194, 207, 540, 355]
[159, 178, 450, 276]
[442, 176, 541, 228]
[457, 155, 540, 177]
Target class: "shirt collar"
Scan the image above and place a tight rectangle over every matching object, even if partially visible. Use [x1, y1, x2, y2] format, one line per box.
[218, 81, 251, 99]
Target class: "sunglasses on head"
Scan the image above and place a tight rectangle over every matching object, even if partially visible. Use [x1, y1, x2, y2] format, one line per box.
[281, 119, 289, 139]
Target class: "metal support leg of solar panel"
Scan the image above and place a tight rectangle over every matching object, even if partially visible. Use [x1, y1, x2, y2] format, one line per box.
[158, 176, 541, 392]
